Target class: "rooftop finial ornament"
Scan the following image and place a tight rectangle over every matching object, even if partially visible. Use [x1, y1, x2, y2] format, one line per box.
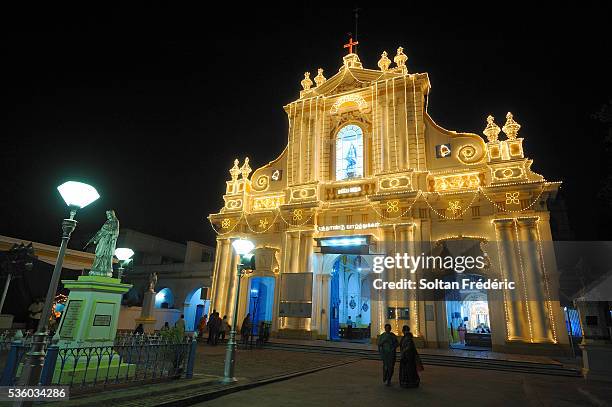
[483, 115, 501, 142]
[240, 157, 252, 180]
[502, 112, 521, 140]
[229, 159, 240, 182]
[314, 68, 326, 87]
[394, 46, 408, 72]
[301, 72, 313, 91]
[378, 51, 391, 72]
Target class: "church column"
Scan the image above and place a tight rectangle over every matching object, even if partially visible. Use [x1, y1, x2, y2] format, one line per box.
[518, 217, 553, 343]
[288, 232, 300, 273]
[310, 252, 323, 336]
[493, 219, 529, 341]
[381, 225, 397, 332]
[403, 223, 419, 336]
[212, 238, 231, 313]
[300, 231, 314, 273]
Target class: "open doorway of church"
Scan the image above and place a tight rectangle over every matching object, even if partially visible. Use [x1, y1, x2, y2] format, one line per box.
[330, 255, 371, 342]
[248, 277, 275, 335]
[184, 288, 210, 331]
[445, 274, 492, 350]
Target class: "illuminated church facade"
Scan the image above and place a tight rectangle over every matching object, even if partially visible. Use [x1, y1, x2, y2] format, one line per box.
[208, 45, 570, 355]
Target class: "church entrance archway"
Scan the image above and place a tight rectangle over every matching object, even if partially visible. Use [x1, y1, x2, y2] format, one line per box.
[248, 276, 275, 335]
[444, 274, 492, 350]
[329, 254, 371, 342]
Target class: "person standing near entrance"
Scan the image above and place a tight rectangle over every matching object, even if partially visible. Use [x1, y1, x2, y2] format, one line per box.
[175, 314, 186, 336]
[219, 315, 230, 342]
[399, 325, 422, 388]
[457, 323, 467, 345]
[346, 316, 354, 339]
[377, 323, 398, 386]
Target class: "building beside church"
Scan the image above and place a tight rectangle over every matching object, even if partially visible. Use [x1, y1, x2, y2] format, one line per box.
[208, 45, 570, 355]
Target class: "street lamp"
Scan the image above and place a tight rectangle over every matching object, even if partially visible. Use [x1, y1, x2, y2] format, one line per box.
[114, 248, 134, 281]
[18, 181, 99, 388]
[223, 238, 254, 383]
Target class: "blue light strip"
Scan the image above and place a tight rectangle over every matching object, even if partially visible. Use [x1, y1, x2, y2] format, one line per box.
[320, 237, 367, 247]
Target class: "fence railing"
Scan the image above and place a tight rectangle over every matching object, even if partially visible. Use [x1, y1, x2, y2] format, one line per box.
[0, 332, 198, 393]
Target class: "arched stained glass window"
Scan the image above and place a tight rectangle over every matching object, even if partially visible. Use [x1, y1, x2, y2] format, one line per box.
[335, 125, 364, 180]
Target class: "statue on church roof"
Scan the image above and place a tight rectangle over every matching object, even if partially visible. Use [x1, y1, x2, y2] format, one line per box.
[85, 210, 120, 278]
[502, 112, 521, 140]
[378, 51, 391, 72]
[394, 47, 408, 71]
[483, 115, 501, 142]
[314, 68, 326, 87]
[301, 72, 313, 91]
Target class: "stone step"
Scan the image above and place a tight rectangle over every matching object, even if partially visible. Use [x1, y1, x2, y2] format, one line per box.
[264, 341, 582, 377]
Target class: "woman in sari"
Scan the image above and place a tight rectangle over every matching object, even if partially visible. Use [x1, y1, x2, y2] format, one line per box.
[399, 325, 422, 388]
[377, 323, 398, 386]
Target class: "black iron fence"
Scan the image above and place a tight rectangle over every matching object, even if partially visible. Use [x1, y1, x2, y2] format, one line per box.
[0, 331, 198, 393]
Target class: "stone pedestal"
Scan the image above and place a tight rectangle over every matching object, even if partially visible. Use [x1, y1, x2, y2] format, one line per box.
[59, 275, 132, 346]
[51, 275, 134, 383]
[135, 290, 157, 333]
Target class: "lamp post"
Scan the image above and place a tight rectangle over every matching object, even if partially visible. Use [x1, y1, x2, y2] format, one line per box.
[18, 181, 99, 389]
[114, 248, 134, 281]
[223, 238, 254, 383]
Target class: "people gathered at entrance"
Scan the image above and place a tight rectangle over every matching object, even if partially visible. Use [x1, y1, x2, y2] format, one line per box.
[377, 323, 424, 389]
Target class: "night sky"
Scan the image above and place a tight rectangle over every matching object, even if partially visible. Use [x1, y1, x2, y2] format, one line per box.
[2, 4, 611, 248]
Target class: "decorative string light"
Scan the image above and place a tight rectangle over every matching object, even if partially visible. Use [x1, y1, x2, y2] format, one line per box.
[513, 219, 534, 342]
[412, 75, 420, 171]
[493, 223, 512, 341]
[535, 221, 558, 343]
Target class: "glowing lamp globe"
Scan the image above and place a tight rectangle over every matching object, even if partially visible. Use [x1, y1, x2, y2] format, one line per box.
[57, 181, 100, 209]
[232, 239, 254, 256]
[115, 248, 135, 261]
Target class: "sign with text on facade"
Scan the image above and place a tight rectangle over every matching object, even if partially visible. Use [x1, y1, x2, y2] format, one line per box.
[318, 222, 380, 232]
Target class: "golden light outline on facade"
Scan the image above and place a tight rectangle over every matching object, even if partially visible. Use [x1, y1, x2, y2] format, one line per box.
[259, 218, 269, 229]
[386, 200, 400, 213]
[505, 192, 520, 205]
[330, 94, 368, 114]
[252, 175, 270, 192]
[221, 218, 231, 229]
[492, 166, 524, 181]
[244, 210, 280, 234]
[224, 198, 243, 211]
[534, 221, 558, 343]
[369, 193, 421, 220]
[493, 222, 513, 341]
[252, 195, 284, 211]
[379, 175, 411, 190]
[292, 209, 303, 221]
[432, 172, 482, 192]
[456, 144, 481, 165]
[447, 200, 462, 216]
[512, 218, 534, 342]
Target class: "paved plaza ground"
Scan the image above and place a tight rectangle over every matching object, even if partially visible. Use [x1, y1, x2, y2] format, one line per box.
[198, 358, 611, 407]
[31, 342, 611, 406]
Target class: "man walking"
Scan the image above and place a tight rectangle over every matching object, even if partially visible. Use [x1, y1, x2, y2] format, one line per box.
[377, 323, 399, 386]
